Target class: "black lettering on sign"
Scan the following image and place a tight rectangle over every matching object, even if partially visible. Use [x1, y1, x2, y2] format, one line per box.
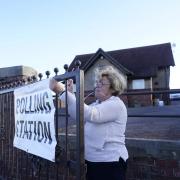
[20, 98, 25, 113]
[43, 92, 51, 113]
[16, 99, 20, 114]
[28, 121, 33, 140]
[44, 122, 52, 144]
[29, 96, 34, 113]
[15, 120, 53, 145]
[19, 120, 24, 138]
[37, 121, 44, 142]
[34, 121, 37, 141]
[15, 91, 53, 115]
[22, 121, 28, 139]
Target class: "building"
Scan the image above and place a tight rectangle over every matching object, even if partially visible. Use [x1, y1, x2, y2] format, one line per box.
[69, 43, 175, 106]
[0, 66, 37, 89]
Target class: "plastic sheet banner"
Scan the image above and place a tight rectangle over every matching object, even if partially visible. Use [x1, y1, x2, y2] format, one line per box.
[13, 79, 57, 162]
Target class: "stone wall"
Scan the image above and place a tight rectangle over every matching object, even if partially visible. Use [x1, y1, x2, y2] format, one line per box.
[126, 138, 180, 180]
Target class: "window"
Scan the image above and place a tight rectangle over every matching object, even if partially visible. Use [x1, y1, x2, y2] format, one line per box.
[132, 79, 145, 89]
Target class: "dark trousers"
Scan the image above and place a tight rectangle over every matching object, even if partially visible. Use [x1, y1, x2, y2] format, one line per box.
[85, 157, 127, 180]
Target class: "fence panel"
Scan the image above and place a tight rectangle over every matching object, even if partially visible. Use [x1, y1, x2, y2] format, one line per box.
[0, 69, 85, 180]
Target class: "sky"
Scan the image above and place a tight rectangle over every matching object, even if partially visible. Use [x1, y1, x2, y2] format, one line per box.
[0, 0, 180, 89]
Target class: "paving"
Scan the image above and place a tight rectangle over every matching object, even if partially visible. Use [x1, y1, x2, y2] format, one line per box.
[126, 105, 180, 140]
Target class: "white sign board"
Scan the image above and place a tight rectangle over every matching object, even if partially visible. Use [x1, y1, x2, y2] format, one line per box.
[13, 79, 57, 162]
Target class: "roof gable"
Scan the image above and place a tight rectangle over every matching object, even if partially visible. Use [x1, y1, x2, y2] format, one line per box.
[82, 48, 133, 75]
[69, 43, 175, 78]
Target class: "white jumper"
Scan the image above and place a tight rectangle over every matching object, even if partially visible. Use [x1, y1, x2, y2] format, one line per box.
[60, 92, 128, 162]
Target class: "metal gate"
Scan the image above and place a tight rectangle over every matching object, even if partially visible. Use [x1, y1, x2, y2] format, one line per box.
[0, 67, 85, 180]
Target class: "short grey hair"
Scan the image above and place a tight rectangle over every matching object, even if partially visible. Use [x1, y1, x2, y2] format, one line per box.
[95, 66, 127, 96]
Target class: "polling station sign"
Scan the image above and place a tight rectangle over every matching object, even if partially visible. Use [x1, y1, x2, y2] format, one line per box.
[13, 79, 57, 162]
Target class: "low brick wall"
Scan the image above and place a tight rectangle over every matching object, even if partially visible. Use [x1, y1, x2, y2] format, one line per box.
[126, 138, 180, 180]
[59, 134, 180, 180]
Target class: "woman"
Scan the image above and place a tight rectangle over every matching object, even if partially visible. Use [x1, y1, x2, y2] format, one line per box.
[50, 67, 128, 180]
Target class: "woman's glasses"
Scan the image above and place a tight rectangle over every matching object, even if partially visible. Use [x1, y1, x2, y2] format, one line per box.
[95, 81, 111, 87]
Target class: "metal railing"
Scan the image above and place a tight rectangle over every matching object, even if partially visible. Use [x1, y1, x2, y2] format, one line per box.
[0, 64, 85, 180]
[124, 89, 180, 118]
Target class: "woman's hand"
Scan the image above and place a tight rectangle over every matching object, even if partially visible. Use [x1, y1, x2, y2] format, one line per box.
[49, 78, 74, 94]
[49, 78, 65, 94]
